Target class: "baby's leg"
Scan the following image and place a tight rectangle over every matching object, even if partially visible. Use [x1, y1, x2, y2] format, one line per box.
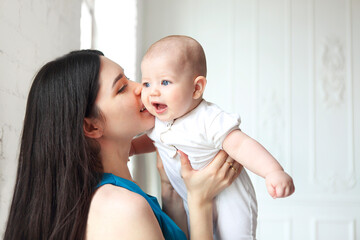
[213, 169, 257, 240]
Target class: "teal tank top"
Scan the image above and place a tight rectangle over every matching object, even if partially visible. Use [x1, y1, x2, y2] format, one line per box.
[97, 173, 187, 240]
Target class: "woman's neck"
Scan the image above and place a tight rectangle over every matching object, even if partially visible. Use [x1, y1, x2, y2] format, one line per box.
[99, 138, 133, 181]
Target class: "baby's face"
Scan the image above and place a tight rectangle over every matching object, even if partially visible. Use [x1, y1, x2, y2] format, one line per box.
[141, 54, 196, 122]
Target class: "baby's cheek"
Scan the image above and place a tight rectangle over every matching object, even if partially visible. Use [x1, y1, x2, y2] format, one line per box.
[140, 92, 155, 114]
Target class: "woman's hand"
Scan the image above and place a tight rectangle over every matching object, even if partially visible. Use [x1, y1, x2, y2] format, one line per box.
[179, 150, 241, 205]
[179, 150, 242, 240]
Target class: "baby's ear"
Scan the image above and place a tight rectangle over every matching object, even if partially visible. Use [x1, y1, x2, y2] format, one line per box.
[83, 117, 104, 139]
[193, 76, 207, 99]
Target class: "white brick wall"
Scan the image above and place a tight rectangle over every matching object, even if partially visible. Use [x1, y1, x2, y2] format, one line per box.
[0, 0, 82, 236]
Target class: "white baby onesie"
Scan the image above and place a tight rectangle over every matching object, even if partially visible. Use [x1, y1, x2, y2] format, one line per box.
[147, 100, 258, 240]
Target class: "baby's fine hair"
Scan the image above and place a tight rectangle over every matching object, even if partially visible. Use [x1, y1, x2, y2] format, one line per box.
[145, 35, 207, 77]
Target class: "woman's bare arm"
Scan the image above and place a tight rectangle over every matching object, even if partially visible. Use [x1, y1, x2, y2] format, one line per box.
[156, 151, 189, 238]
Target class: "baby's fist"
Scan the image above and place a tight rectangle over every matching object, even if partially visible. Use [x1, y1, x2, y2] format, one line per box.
[265, 170, 295, 199]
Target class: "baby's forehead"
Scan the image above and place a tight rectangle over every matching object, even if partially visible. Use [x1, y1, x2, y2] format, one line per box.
[150, 39, 191, 56]
[142, 51, 183, 71]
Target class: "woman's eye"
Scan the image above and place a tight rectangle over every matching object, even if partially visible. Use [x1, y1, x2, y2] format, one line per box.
[143, 82, 150, 88]
[161, 80, 170, 86]
[117, 84, 127, 94]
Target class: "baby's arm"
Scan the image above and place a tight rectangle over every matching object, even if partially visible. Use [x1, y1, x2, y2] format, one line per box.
[222, 130, 294, 198]
[129, 134, 156, 156]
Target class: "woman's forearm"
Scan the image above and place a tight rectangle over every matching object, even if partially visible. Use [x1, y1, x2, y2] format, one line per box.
[187, 195, 213, 240]
[161, 183, 189, 238]
[157, 150, 189, 237]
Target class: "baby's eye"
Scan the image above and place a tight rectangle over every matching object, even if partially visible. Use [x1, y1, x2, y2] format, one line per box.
[143, 82, 150, 88]
[161, 80, 171, 86]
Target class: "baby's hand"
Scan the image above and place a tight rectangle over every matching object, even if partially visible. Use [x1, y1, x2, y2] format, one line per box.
[265, 170, 295, 199]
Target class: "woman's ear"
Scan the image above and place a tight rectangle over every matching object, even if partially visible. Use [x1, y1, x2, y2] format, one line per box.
[83, 118, 103, 139]
[193, 76, 207, 99]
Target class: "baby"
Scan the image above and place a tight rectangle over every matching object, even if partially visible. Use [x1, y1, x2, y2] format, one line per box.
[138, 35, 294, 239]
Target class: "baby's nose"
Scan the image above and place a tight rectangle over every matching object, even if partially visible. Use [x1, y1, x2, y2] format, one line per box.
[150, 86, 160, 96]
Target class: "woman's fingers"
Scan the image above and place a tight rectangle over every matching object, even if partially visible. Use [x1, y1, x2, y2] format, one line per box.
[227, 161, 241, 179]
[214, 155, 241, 190]
[179, 150, 192, 179]
[156, 150, 162, 168]
[156, 150, 171, 183]
[207, 150, 228, 170]
[179, 150, 241, 193]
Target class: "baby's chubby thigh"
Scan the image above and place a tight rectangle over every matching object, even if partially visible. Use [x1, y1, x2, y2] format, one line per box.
[213, 169, 258, 240]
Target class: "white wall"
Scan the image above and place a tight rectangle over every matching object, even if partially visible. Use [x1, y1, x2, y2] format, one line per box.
[140, 0, 360, 239]
[0, 0, 82, 236]
[92, 0, 138, 81]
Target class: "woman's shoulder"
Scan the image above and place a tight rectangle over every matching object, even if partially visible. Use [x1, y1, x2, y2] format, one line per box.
[86, 184, 164, 239]
[89, 184, 151, 222]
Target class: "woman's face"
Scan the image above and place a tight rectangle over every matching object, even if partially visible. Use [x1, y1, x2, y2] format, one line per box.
[95, 56, 154, 140]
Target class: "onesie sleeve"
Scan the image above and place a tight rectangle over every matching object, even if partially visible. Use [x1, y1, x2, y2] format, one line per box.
[207, 110, 241, 150]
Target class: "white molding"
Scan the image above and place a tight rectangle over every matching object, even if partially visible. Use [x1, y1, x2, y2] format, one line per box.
[308, 0, 316, 185]
[258, 195, 360, 205]
[308, 0, 356, 190]
[320, 37, 346, 106]
[311, 218, 355, 240]
[346, 0, 356, 188]
[258, 218, 292, 239]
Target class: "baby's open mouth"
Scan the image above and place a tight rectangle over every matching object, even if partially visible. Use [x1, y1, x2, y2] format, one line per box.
[152, 102, 168, 113]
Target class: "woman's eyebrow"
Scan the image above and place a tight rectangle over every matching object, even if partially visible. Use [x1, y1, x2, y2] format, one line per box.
[112, 73, 124, 88]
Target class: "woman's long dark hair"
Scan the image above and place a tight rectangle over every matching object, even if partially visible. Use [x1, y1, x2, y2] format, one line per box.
[4, 50, 104, 240]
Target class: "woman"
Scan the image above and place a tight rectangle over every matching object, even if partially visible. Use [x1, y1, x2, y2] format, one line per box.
[4, 50, 240, 240]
